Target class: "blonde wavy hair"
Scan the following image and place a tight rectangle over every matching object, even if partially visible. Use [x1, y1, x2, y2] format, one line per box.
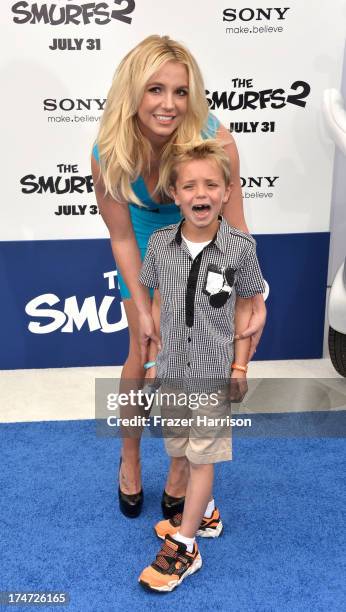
[96, 35, 209, 205]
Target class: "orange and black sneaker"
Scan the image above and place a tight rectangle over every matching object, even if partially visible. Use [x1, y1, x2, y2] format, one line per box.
[154, 508, 223, 540]
[138, 534, 202, 592]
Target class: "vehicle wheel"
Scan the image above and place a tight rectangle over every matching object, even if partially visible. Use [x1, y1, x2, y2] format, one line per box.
[328, 326, 346, 377]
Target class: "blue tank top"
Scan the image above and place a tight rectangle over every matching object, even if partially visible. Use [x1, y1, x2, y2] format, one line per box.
[92, 112, 220, 209]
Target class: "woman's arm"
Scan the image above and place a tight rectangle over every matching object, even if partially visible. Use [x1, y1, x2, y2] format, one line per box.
[91, 155, 160, 359]
[235, 293, 266, 360]
[230, 296, 252, 402]
[216, 124, 267, 356]
[233, 297, 252, 366]
[145, 289, 161, 381]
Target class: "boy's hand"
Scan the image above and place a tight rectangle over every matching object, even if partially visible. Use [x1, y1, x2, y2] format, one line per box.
[229, 369, 248, 403]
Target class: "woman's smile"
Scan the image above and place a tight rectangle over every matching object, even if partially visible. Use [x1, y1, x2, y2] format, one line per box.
[153, 114, 176, 123]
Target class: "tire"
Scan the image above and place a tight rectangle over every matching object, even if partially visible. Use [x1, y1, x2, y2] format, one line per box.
[328, 326, 346, 377]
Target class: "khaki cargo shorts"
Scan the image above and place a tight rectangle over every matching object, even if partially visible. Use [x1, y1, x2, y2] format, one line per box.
[160, 385, 232, 464]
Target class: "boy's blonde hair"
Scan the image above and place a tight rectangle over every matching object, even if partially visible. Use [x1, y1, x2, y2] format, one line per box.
[96, 35, 209, 205]
[162, 140, 232, 193]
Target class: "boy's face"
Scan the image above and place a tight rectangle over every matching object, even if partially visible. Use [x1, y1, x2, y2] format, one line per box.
[170, 159, 231, 230]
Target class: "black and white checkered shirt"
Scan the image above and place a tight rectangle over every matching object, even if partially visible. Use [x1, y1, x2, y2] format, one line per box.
[140, 217, 265, 384]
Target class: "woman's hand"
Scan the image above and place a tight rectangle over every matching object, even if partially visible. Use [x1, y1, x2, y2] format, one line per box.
[139, 310, 161, 364]
[234, 294, 266, 360]
[144, 363, 157, 382]
[229, 369, 248, 403]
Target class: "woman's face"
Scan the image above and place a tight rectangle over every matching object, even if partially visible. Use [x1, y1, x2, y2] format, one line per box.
[137, 61, 189, 145]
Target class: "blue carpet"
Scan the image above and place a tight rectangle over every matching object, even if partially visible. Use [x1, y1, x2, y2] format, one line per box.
[0, 419, 345, 612]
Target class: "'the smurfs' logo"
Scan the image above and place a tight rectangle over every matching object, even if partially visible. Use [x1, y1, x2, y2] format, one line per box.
[25, 272, 128, 334]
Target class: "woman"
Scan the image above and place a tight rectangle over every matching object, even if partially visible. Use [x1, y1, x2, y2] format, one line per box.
[91, 35, 266, 518]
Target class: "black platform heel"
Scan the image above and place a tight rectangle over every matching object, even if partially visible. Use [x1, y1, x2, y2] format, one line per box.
[118, 458, 143, 518]
[161, 490, 185, 519]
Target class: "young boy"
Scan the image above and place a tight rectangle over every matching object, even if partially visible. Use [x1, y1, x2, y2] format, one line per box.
[138, 141, 265, 592]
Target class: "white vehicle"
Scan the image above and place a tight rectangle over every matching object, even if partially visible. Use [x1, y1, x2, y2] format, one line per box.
[323, 88, 346, 376]
[328, 258, 346, 376]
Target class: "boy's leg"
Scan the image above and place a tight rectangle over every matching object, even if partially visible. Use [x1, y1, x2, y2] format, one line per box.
[179, 462, 214, 538]
[155, 386, 230, 539]
[138, 461, 209, 592]
[139, 405, 205, 591]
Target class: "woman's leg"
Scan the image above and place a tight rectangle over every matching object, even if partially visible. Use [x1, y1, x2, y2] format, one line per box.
[120, 298, 189, 498]
[164, 457, 189, 497]
[119, 298, 145, 495]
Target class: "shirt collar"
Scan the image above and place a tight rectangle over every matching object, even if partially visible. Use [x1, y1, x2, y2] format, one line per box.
[165, 216, 229, 254]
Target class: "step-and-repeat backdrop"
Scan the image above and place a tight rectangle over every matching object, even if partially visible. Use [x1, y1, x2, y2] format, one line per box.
[1, 0, 345, 368]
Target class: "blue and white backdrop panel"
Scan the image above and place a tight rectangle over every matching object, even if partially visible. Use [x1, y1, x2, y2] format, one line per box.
[0, 0, 344, 367]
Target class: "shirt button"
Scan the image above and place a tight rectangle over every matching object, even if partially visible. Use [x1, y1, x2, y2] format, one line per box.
[188, 337, 191, 342]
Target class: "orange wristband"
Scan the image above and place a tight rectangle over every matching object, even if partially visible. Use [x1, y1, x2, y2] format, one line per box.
[231, 363, 248, 373]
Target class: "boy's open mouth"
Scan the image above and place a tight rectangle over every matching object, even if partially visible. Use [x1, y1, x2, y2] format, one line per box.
[192, 204, 211, 212]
